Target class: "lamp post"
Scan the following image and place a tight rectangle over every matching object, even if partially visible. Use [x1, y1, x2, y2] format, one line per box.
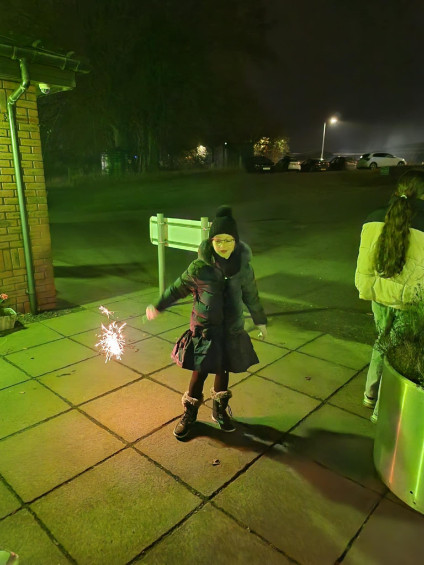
[321, 116, 338, 160]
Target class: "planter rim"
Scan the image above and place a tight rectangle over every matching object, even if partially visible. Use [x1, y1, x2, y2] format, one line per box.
[383, 355, 423, 392]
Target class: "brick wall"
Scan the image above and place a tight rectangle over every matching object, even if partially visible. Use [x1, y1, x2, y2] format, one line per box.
[0, 80, 56, 314]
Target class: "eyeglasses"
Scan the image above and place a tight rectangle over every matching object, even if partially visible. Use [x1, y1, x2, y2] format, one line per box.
[212, 238, 235, 246]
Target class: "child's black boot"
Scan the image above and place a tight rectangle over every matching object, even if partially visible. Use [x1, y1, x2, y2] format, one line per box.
[211, 388, 236, 432]
[173, 392, 203, 439]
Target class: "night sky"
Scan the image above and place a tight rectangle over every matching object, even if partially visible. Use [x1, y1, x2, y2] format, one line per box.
[251, 0, 424, 153]
[2, 0, 422, 157]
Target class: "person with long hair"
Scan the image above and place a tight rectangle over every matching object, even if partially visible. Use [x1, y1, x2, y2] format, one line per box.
[355, 169, 424, 422]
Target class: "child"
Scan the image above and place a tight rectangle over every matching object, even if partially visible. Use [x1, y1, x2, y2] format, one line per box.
[355, 170, 424, 422]
[145, 205, 267, 438]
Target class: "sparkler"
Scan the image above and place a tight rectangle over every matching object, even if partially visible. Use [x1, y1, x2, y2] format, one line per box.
[96, 320, 127, 363]
[96, 305, 126, 363]
[99, 306, 114, 318]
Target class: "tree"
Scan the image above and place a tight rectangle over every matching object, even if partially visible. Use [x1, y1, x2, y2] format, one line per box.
[1, 0, 280, 172]
[254, 136, 290, 163]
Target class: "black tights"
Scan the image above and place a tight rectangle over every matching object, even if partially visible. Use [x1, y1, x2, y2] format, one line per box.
[188, 370, 229, 400]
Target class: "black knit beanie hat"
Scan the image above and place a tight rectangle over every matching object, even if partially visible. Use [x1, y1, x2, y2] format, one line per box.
[209, 205, 239, 242]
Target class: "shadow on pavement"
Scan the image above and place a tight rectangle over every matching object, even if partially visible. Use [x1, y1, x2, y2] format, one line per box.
[54, 262, 148, 280]
[184, 420, 383, 504]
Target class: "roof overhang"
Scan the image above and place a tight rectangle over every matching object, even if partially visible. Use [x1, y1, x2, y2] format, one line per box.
[0, 41, 91, 94]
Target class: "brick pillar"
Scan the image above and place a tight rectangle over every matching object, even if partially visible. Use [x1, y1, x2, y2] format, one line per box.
[0, 80, 56, 314]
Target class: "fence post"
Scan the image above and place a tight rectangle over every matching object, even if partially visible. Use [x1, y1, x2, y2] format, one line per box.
[201, 217, 209, 241]
[157, 213, 166, 296]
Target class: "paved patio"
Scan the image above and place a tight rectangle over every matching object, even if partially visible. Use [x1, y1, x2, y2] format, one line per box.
[0, 287, 423, 564]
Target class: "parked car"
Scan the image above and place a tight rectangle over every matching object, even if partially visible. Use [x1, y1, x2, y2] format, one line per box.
[301, 158, 329, 172]
[245, 156, 274, 173]
[328, 156, 357, 171]
[274, 157, 301, 172]
[356, 152, 406, 169]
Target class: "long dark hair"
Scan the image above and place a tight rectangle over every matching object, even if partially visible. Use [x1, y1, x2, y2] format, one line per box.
[374, 170, 424, 278]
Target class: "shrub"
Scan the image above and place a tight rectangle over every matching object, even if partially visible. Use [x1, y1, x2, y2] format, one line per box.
[376, 293, 424, 387]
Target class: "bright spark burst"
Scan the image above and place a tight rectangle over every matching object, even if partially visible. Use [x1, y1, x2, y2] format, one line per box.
[96, 321, 127, 363]
[99, 305, 114, 318]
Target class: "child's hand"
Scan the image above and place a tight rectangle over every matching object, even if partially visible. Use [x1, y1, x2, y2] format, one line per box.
[257, 325, 267, 340]
[145, 305, 160, 321]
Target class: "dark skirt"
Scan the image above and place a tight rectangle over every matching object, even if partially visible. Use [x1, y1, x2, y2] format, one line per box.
[171, 326, 259, 374]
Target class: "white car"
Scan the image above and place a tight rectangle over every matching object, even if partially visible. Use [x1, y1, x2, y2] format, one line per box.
[357, 152, 406, 169]
[288, 157, 301, 172]
[274, 157, 301, 172]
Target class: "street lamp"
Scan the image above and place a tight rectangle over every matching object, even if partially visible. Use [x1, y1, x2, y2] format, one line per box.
[321, 116, 338, 160]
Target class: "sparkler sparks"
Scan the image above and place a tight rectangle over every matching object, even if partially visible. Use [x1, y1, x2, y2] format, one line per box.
[96, 321, 127, 363]
[96, 305, 126, 362]
[99, 306, 114, 318]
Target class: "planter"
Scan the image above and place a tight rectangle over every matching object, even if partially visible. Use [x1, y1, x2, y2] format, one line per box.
[374, 356, 424, 514]
[0, 308, 18, 331]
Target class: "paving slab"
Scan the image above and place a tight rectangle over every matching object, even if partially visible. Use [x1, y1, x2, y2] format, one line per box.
[329, 371, 374, 419]
[257, 350, 357, 400]
[290, 403, 384, 493]
[81, 378, 182, 441]
[157, 326, 189, 344]
[0, 509, 72, 564]
[150, 364, 249, 397]
[248, 319, 322, 350]
[214, 445, 380, 565]
[0, 358, 31, 390]
[297, 334, 372, 370]
[138, 503, 291, 565]
[136, 406, 271, 497]
[128, 311, 187, 335]
[0, 410, 124, 501]
[247, 339, 290, 372]
[0, 322, 62, 355]
[117, 336, 175, 375]
[70, 324, 150, 350]
[89, 297, 147, 320]
[5, 338, 96, 377]
[39, 309, 106, 336]
[39, 355, 141, 405]
[343, 498, 424, 565]
[167, 301, 193, 319]
[31, 449, 200, 565]
[0, 481, 21, 519]
[206, 375, 320, 440]
[128, 287, 160, 300]
[82, 287, 159, 309]
[0, 380, 69, 439]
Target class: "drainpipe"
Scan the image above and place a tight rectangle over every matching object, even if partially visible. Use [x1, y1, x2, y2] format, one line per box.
[7, 58, 37, 315]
